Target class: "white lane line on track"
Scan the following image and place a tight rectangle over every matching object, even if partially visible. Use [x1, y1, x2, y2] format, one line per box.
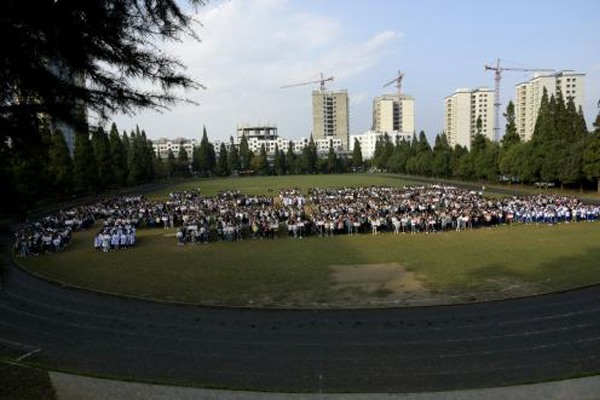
[7, 274, 600, 322]
[1, 302, 600, 350]
[2, 313, 600, 368]
[5, 290, 600, 338]
[15, 348, 41, 361]
[0, 336, 36, 350]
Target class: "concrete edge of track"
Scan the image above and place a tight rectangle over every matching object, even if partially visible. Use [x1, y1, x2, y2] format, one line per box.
[47, 369, 600, 400]
[10, 247, 600, 312]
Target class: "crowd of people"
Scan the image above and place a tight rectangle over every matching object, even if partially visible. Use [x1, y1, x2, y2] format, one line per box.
[13, 207, 96, 257]
[13, 185, 600, 256]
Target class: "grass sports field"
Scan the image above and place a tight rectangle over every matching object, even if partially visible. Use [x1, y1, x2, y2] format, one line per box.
[19, 174, 600, 308]
[147, 174, 417, 199]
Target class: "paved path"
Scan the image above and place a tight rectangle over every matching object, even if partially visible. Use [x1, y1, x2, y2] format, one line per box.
[50, 371, 600, 400]
[1, 234, 600, 392]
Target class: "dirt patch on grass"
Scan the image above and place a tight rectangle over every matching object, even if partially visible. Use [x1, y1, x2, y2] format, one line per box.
[331, 263, 424, 293]
[325, 263, 543, 308]
[327, 263, 446, 307]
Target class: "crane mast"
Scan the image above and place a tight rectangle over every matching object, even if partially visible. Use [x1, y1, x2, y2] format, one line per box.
[484, 59, 554, 141]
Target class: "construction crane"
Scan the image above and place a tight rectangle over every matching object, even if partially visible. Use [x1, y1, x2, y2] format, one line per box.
[484, 59, 554, 141]
[281, 72, 334, 92]
[383, 70, 405, 95]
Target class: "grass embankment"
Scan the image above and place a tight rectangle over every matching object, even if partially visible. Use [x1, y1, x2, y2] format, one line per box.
[20, 222, 600, 307]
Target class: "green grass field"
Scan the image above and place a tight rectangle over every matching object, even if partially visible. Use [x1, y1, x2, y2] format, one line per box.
[148, 174, 418, 199]
[17, 174, 600, 307]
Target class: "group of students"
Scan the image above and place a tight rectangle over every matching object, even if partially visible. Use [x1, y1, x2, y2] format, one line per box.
[13, 207, 96, 257]
[306, 186, 600, 236]
[94, 223, 136, 252]
[13, 185, 600, 255]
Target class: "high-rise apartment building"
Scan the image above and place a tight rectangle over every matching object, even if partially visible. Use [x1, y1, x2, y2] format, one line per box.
[312, 90, 349, 150]
[515, 71, 585, 141]
[444, 87, 494, 150]
[372, 94, 415, 134]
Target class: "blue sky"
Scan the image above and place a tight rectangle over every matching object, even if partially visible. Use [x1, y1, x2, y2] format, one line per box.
[112, 0, 600, 143]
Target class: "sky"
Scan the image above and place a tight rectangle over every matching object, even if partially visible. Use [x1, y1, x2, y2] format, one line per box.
[111, 0, 600, 143]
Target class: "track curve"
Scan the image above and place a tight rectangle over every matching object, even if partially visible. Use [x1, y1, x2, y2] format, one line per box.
[1, 254, 600, 393]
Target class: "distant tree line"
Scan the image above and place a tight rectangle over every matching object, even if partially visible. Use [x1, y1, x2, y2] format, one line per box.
[39, 122, 159, 198]
[371, 91, 600, 193]
[189, 130, 362, 177]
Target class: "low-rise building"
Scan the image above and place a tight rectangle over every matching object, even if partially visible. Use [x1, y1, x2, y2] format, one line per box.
[349, 130, 413, 160]
[152, 138, 198, 159]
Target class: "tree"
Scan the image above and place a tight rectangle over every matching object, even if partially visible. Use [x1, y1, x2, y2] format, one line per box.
[217, 143, 229, 177]
[592, 103, 600, 134]
[450, 145, 468, 178]
[327, 140, 337, 173]
[1, 0, 202, 144]
[278, 148, 287, 175]
[560, 140, 584, 190]
[227, 137, 241, 173]
[48, 130, 73, 194]
[373, 134, 394, 170]
[479, 141, 500, 181]
[502, 101, 521, 149]
[197, 126, 215, 176]
[140, 130, 156, 182]
[165, 149, 176, 179]
[177, 146, 191, 177]
[432, 134, 452, 177]
[127, 132, 144, 185]
[286, 141, 297, 175]
[92, 126, 113, 190]
[1, 0, 206, 213]
[415, 131, 433, 176]
[191, 145, 201, 175]
[352, 138, 363, 170]
[273, 145, 284, 175]
[153, 152, 166, 181]
[301, 136, 318, 174]
[257, 144, 269, 175]
[109, 123, 128, 186]
[583, 131, 600, 193]
[73, 130, 98, 193]
[239, 134, 251, 171]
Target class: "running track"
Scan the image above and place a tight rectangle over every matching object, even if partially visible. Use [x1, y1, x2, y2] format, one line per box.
[1, 254, 600, 392]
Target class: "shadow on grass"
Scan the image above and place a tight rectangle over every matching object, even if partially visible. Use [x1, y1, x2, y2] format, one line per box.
[461, 245, 600, 300]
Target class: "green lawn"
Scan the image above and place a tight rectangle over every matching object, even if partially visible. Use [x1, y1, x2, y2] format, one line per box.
[20, 222, 600, 307]
[18, 174, 600, 307]
[148, 174, 417, 199]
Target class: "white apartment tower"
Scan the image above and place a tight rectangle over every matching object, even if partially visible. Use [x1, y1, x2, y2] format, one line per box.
[515, 71, 585, 141]
[444, 87, 495, 150]
[312, 90, 350, 150]
[372, 94, 415, 134]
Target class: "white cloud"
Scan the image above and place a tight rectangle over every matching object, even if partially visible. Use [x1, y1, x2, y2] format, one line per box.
[112, 0, 401, 141]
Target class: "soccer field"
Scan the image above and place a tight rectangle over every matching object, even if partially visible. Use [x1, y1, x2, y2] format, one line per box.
[18, 175, 600, 308]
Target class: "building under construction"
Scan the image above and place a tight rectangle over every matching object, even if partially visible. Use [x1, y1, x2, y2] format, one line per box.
[312, 89, 349, 151]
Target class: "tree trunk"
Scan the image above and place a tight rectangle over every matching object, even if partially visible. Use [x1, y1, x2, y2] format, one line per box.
[560, 183, 564, 191]
[580, 182, 583, 193]
[597, 178, 600, 195]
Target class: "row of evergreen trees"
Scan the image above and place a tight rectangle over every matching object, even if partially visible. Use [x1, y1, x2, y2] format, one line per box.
[188, 128, 360, 177]
[48, 123, 158, 195]
[5, 91, 599, 216]
[371, 91, 600, 192]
